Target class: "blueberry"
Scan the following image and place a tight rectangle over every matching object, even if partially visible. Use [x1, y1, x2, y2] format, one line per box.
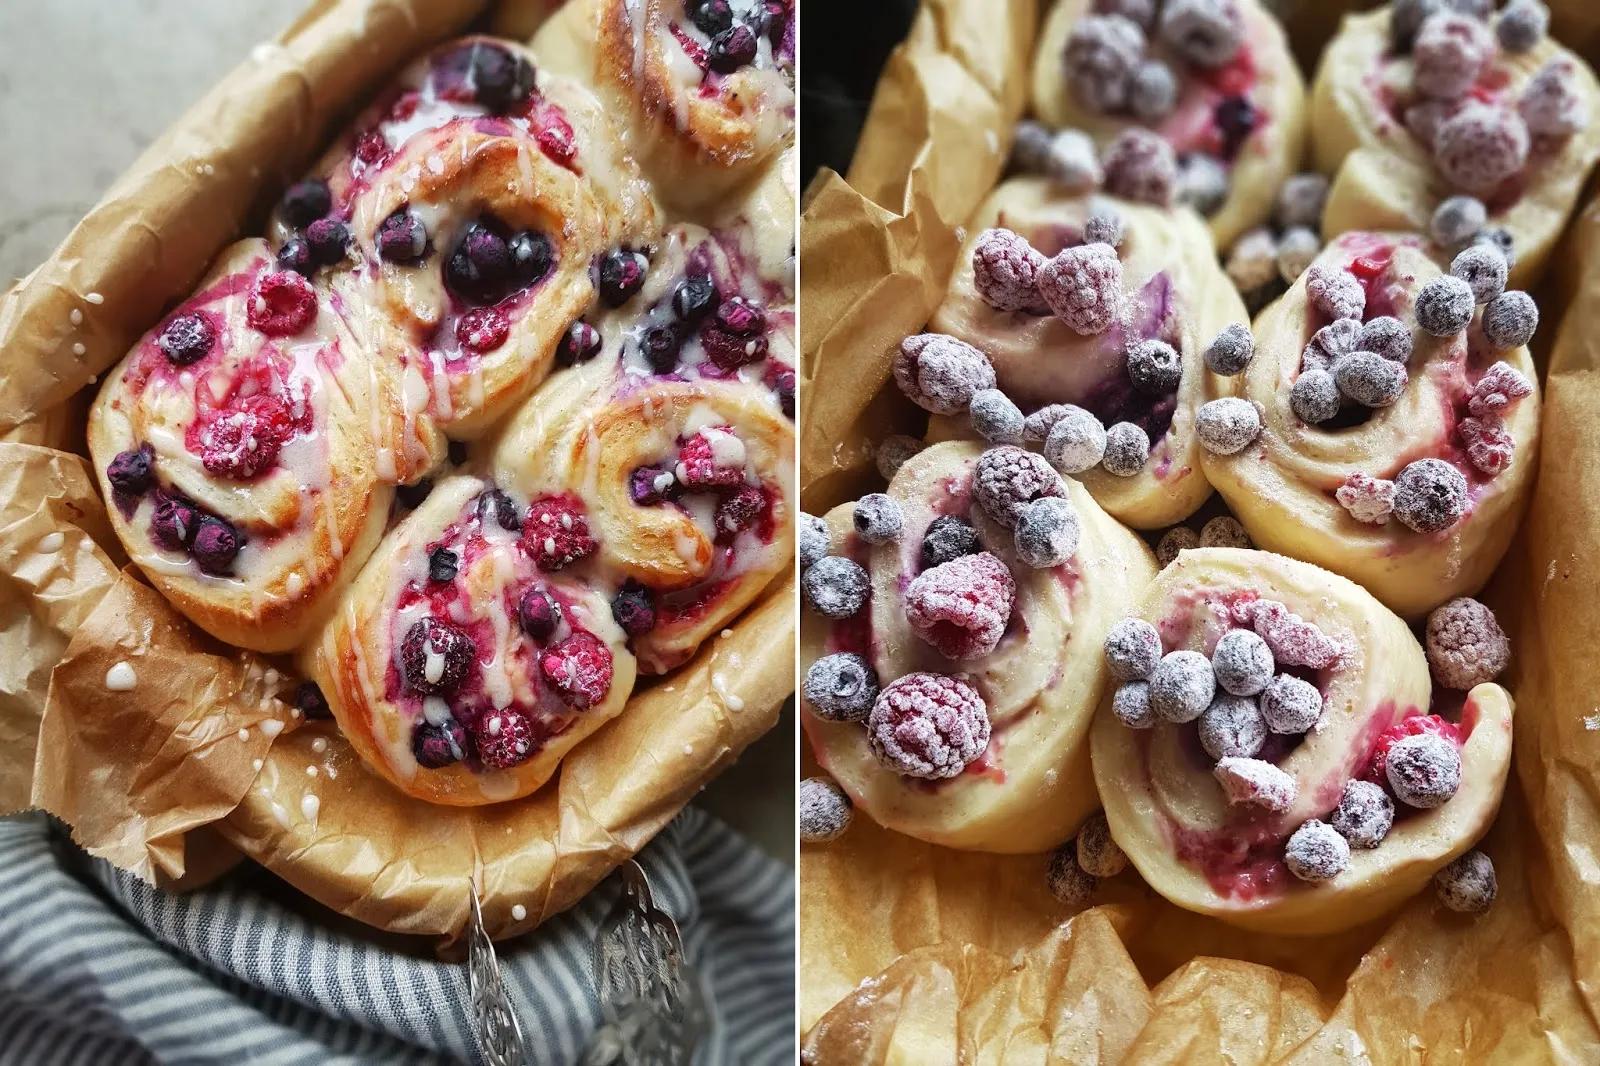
[295, 682, 332, 720]
[641, 323, 682, 371]
[150, 495, 198, 552]
[517, 587, 562, 641]
[1214, 96, 1258, 159]
[509, 230, 554, 286]
[556, 321, 602, 365]
[107, 445, 155, 496]
[276, 237, 313, 276]
[192, 517, 241, 575]
[709, 25, 760, 73]
[612, 582, 657, 636]
[396, 478, 434, 509]
[690, 0, 735, 35]
[428, 546, 459, 583]
[630, 466, 676, 505]
[305, 218, 350, 266]
[672, 275, 718, 321]
[157, 311, 216, 366]
[597, 250, 647, 307]
[280, 179, 332, 228]
[377, 209, 428, 264]
[412, 719, 469, 768]
[772, 367, 795, 418]
[446, 225, 512, 302]
[469, 42, 536, 112]
[478, 488, 521, 531]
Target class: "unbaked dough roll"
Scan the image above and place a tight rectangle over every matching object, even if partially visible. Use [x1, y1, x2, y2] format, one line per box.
[802, 440, 1158, 853]
[1031, 0, 1306, 248]
[1312, 7, 1600, 289]
[1092, 547, 1513, 935]
[929, 178, 1246, 529]
[1201, 231, 1540, 619]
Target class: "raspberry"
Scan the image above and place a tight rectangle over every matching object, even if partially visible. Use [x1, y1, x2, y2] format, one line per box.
[1276, 227, 1322, 285]
[1460, 416, 1515, 476]
[1468, 361, 1534, 419]
[1129, 59, 1178, 121]
[675, 428, 747, 490]
[802, 556, 870, 618]
[1303, 320, 1360, 373]
[1450, 245, 1507, 303]
[1498, 0, 1549, 52]
[714, 485, 766, 543]
[1275, 173, 1330, 230]
[1214, 756, 1297, 812]
[894, 333, 996, 414]
[969, 389, 1026, 445]
[1305, 265, 1365, 322]
[1195, 397, 1263, 454]
[1150, 649, 1215, 723]
[1104, 617, 1162, 681]
[1433, 104, 1530, 196]
[1126, 339, 1182, 394]
[1332, 779, 1394, 848]
[799, 513, 830, 571]
[1482, 290, 1538, 349]
[1023, 404, 1073, 443]
[475, 708, 538, 769]
[1430, 195, 1487, 247]
[192, 517, 241, 575]
[1393, 458, 1468, 533]
[920, 515, 981, 570]
[1334, 352, 1408, 408]
[107, 445, 156, 496]
[1236, 599, 1345, 669]
[354, 129, 390, 167]
[1212, 629, 1274, 696]
[1042, 406, 1108, 473]
[157, 311, 217, 366]
[701, 325, 769, 369]
[973, 446, 1066, 528]
[905, 551, 1017, 660]
[556, 321, 603, 366]
[971, 229, 1046, 314]
[1358, 316, 1414, 365]
[1038, 244, 1123, 336]
[1436, 850, 1497, 913]
[1284, 820, 1350, 882]
[1199, 694, 1267, 760]
[1101, 422, 1150, 477]
[1076, 812, 1128, 877]
[1063, 15, 1145, 114]
[247, 271, 318, 337]
[521, 494, 598, 571]
[1259, 673, 1324, 733]
[1386, 731, 1462, 808]
[150, 494, 198, 551]
[1413, 14, 1492, 99]
[539, 630, 615, 709]
[1200, 516, 1250, 548]
[1204, 322, 1255, 376]
[1156, 526, 1200, 567]
[1336, 472, 1396, 525]
[804, 652, 879, 723]
[400, 618, 475, 694]
[1159, 0, 1244, 68]
[1520, 59, 1586, 137]
[852, 493, 903, 544]
[537, 112, 577, 165]
[610, 582, 657, 636]
[1414, 275, 1476, 336]
[517, 587, 562, 641]
[457, 307, 510, 352]
[1101, 129, 1177, 206]
[198, 394, 295, 479]
[1014, 496, 1080, 569]
[1426, 597, 1510, 689]
[1047, 846, 1098, 906]
[1113, 680, 1158, 728]
[799, 778, 853, 843]
[1083, 207, 1125, 248]
[413, 719, 469, 769]
[867, 672, 990, 779]
[377, 209, 429, 263]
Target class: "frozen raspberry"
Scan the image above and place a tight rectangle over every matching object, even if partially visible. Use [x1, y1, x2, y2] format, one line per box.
[1126, 339, 1182, 395]
[972, 229, 1048, 314]
[611, 582, 657, 636]
[198, 395, 295, 479]
[1047, 846, 1098, 906]
[305, 218, 349, 267]
[517, 587, 562, 641]
[1291, 369, 1340, 424]
[1214, 756, 1297, 812]
[157, 311, 216, 366]
[1160, 0, 1244, 67]
[894, 333, 996, 415]
[1062, 15, 1145, 114]
[1305, 264, 1366, 322]
[456, 307, 510, 353]
[474, 708, 537, 769]
[1101, 129, 1178, 206]
[1196, 397, 1263, 455]
[1451, 245, 1508, 304]
[973, 446, 1066, 528]
[1277, 227, 1322, 285]
[413, 719, 468, 769]
[1043, 406, 1108, 474]
[597, 249, 648, 307]
[701, 325, 768, 369]
[714, 486, 766, 543]
[905, 552, 1017, 660]
[1083, 207, 1125, 248]
[1304, 319, 1360, 372]
[522, 494, 597, 571]
[1332, 779, 1395, 848]
[1077, 812, 1129, 877]
[1212, 629, 1274, 697]
[1014, 496, 1081, 569]
[1358, 316, 1414, 365]
[1156, 526, 1199, 567]
[799, 778, 853, 843]
[401, 618, 474, 694]
[1482, 290, 1538, 349]
[1113, 680, 1158, 728]
[1043, 129, 1105, 191]
[1436, 850, 1497, 913]
[1204, 322, 1255, 376]
[1497, 0, 1549, 52]
[804, 652, 879, 723]
[1199, 694, 1267, 760]
[1460, 416, 1515, 476]
[802, 556, 870, 618]
[1038, 243, 1123, 336]
[1285, 820, 1350, 882]
[556, 321, 603, 366]
[1413, 14, 1492, 99]
[1200, 515, 1251, 548]
[1275, 173, 1330, 230]
[1434, 103, 1530, 196]
[969, 389, 1026, 445]
[1102, 422, 1151, 477]
[1468, 361, 1534, 419]
[675, 428, 747, 490]
[539, 630, 614, 709]
[920, 515, 981, 570]
[192, 517, 241, 575]
[377, 210, 428, 263]
[1260, 673, 1324, 734]
[1391, 0, 1447, 52]
[1129, 59, 1179, 122]
[1426, 596, 1511, 690]
[1520, 59, 1586, 136]
[1430, 195, 1488, 247]
[1393, 458, 1468, 533]
[852, 493, 903, 544]
[107, 445, 156, 496]
[1239, 599, 1345, 669]
[1386, 731, 1462, 807]
[1414, 275, 1476, 336]
[876, 435, 922, 480]
[1104, 618, 1162, 681]
[149, 495, 198, 551]
[1334, 352, 1408, 408]
[1226, 229, 1279, 293]
[1150, 649, 1216, 723]
[246, 271, 317, 337]
[1336, 472, 1397, 525]
[867, 672, 990, 779]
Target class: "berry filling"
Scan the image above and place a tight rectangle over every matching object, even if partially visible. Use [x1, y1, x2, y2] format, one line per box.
[444, 218, 555, 306]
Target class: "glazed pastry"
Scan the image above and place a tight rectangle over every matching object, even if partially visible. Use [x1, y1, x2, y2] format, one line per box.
[925, 178, 1248, 529]
[1030, 0, 1307, 247]
[1312, 5, 1600, 288]
[801, 440, 1157, 853]
[1092, 547, 1513, 934]
[305, 476, 636, 806]
[87, 239, 394, 653]
[1201, 231, 1540, 619]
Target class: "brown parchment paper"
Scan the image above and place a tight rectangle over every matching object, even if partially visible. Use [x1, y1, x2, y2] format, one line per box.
[801, 1, 1600, 1057]
[0, 0, 795, 942]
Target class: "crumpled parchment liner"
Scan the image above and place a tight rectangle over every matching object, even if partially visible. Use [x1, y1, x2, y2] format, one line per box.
[801, 0, 1600, 1057]
[0, 0, 795, 943]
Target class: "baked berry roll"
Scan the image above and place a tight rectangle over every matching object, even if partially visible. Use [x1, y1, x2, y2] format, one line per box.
[1092, 547, 1513, 934]
[305, 476, 637, 806]
[924, 178, 1247, 529]
[1030, 0, 1307, 247]
[88, 240, 394, 653]
[800, 440, 1157, 853]
[1312, 5, 1600, 288]
[1200, 231, 1541, 619]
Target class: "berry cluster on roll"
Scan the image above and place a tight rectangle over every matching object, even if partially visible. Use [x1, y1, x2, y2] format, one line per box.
[1222, 170, 1329, 311]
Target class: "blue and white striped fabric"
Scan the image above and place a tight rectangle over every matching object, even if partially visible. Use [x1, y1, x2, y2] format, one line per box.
[0, 807, 793, 1066]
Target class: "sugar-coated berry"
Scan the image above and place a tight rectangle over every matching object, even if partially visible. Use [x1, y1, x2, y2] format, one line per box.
[192, 517, 241, 575]
[1430, 195, 1487, 247]
[1042, 406, 1108, 473]
[1259, 673, 1324, 734]
[1497, 0, 1549, 52]
[1226, 228, 1279, 293]
[1076, 812, 1128, 877]
[1436, 850, 1497, 913]
[1129, 58, 1178, 122]
[1468, 360, 1534, 419]
[920, 515, 982, 570]
[1475, 227, 1516, 270]
[1214, 756, 1297, 812]
[1101, 422, 1150, 477]
[1062, 15, 1145, 114]
[1199, 515, 1251, 548]
[1046, 846, 1098, 906]
[1386, 732, 1463, 808]
[800, 513, 830, 571]
[1451, 244, 1507, 304]
[1334, 352, 1408, 407]
[1126, 339, 1182, 395]
[1101, 129, 1178, 206]
[1023, 404, 1073, 443]
[1104, 617, 1162, 681]
[1391, 0, 1447, 52]
[1433, 103, 1530, 196]
[1204, 322, 1255, 376]
[1009, 119, 1056, 174]
[1303, 318, 1362, 372]
[1292, 369, 1342, 426]
[852, 493, 904, 545]
[1481, 290, 1538, 349]
[1413, 14, 1492, 100]
[1150, 649, 1216, 723]
[1014, 496, 1081, 568]
[1393, 458, 1468, 533]
[1242, 599, 1345, 669]
[1275, 173, 1329, 230]
[1199, 694, 1267, 760]
[1426, 597, 1511, 690]
[1277, 227, 1321, 285]
[799, 778, 854, 843]
[1358, 316, 1414, 365]
[969, 388, 1026, 445]
[1179, 156, 1229, 215]
[1212, 629, 1274, 697]
[804, 653, 879, 723]
[1337, 472, 1397, 524]
[905, 551, 1017, 660]
[1447, 0, 1493, 17]
[1156, 525, 1199, 567]
[1460, 416, 1516, 476]
[1285, 820, 1350, 882]
[1159, 0, 1244, 68]
[971, 229, 1048, 314]
[1520, 59, 1586, 137]
[1414, 274, 1476, 337]
[1045, 129, 1106, 191]
[974, 446, 1066, 528]
[1038, 243, 1123, 335]
[1195, 397, 1263, 454]
[1113, 680, 1158, 728]
[802, 556, 870, 618]
[876, 435, 922, 480]
[1332, 779, 1395, 848]
[1305, 264, 1366, 322]
[894, 333, 997, 414]
[1083, 206, 1125, 248]
[867, 672, 990, 779]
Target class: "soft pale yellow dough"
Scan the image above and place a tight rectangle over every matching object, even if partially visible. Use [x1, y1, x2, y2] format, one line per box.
[1092, 547, 1514, 935]
[929, 178, 1245, 529]
[1313, 8, 1600, 290]
[1202, 232, 1540, 620]
[1030, 0, 1307, 249]
[801, 440, 1158, 854]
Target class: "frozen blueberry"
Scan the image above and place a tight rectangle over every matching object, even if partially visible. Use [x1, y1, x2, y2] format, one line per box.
[1126, 339, 1183, 394]
[466, 42, 536, 112]
[1358, 316, 1413, 365]
[1393, 458, 1468, 533]
[1213, 94, 1259, 158]
[1160, 0, 1244, 68]
[689, 0, 734, 35]
[1149, 649, 1215, 723]
[1076, 812, 1128, 878]
[597, 249, 648, 307]
[1113, 680, 1158, 728]
[1277, 226, 1322, 285]
[508, 231, 554, 287]
[1195, 397, 1263, 454]
[517, 587, 562, 641]
[1104, 617, 1162, 681]
[428, 546, 459, 583]
[1386, 731, 1463, 808]
[1043, 405, 1108, 474]
[1391, 0, 1447, 52]
[1259, 673, 1323, 733]
[802, 556, 870, 618]
[107, 445, 155, 496]
[920, 515, 981, 570]
[1451, 244, 1508, 303]
[1275, 173, 1329, 230]
[446, 226, 513, 302]
[1481, 290, 1538, 349]
[1331, 779, 1395, 848]
[1178, 154, 1231, 215]
[1285, 819, 1350, 882]
[1334, 352, 1408, 407]
[1014, 496, 1080, 568]
[377, 209, 428, 263]
[1212, 629, 1274, 697]
[1101, 422, 1150, 477]
[673, 274, 718, 321]
[1291, 368, 1341, 424]
[157, 311, 216, 366]
[804, 652, 879, 723]
[1435, 850, 1497, 913]
[969, 389, 1025, 445]
[280, 179, 332, 228]
[799, 777, 853, 843]
[192, 517, 241, 575]
[1156, 526, 1199, 567]
[1204, 322, 1255, 376]
[1129, 58, 1178, 122]
[1430, 195, 1488, 247]
[799, 513, 830, 571]
[150, 495, 198, 551]
[1046, 845, 1098, 906]
[1198, 694, 1267, 760]
[1498, 0, 1550, 54]
[1199, 515, 1251, 548]
[852, 493, 904, 544]
[1414, 275, 1476, 337]
[611, 582, 657, 637]
[1475, 227, 1516, 269]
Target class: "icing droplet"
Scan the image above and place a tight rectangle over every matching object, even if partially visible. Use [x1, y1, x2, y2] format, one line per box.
[511, 904, 528, 921]
[85, 292, 105, 305]
[37, 532, 64, 553]
[311, 737, 329, 754]
[237, 727, 250, 742]
[260, 718, 285, 737]
[300, 794, 320, 820]
[104, 661, 137, 691]
[251, 758, 263, 771]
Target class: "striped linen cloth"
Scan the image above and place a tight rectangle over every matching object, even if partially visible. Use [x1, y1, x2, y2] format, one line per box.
[0, 807, 793, 1065]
